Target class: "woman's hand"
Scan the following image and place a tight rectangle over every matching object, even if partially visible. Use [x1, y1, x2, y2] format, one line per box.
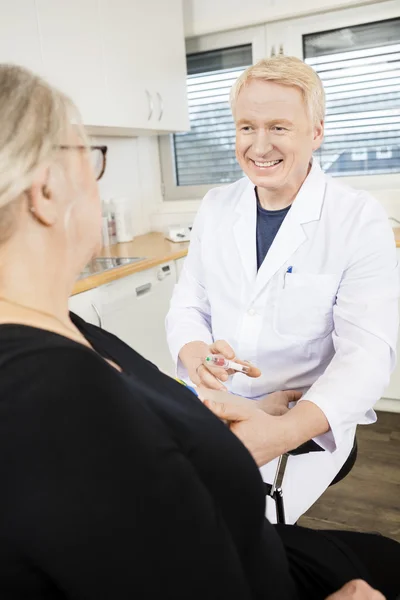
[200, 388, 329, 465]
[326, 580, 385, 600]
[200, 389, 289, 466]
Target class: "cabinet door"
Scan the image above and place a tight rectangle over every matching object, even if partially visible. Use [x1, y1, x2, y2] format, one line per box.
[175, 257, 186, 281]
[99, 265, 176, 376]
[99, 0, 189, 133]
[69, 289, 102, 326]
[0, 0, 43, 74]
[36, 0, 107, 127]
[99, 0, 152, 130]
[148, 0, 189, 133]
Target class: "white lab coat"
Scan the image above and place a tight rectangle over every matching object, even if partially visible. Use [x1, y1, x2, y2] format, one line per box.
[166, 161, 399, 524]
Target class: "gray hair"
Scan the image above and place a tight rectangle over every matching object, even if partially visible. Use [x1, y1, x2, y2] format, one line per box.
[0, 64, 87, 241]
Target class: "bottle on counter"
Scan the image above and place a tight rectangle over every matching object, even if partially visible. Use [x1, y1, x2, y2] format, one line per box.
[101, 200, 110, 248]
[112, 197, 134, 243]
[103, 199, 117, 245]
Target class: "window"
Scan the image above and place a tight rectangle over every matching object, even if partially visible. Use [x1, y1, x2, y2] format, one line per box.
[159, 26, 266, 201]
[304, 18, 400, 177]
[173, 45, 252, 187]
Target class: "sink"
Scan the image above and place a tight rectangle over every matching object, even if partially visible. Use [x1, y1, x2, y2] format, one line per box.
[78, 257, 146, 280]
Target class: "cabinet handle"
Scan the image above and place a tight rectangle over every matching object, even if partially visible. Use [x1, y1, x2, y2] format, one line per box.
[279, 44, 284, 56]
[136, 282, 152, 297]
[91, 302, 102, 328]
[145, 90, 154, 120]
[156, 92, 164, 121]
[271, 45, 276, 57]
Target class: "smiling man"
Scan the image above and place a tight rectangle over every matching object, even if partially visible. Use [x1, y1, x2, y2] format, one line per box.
[166, 56, 399, 523]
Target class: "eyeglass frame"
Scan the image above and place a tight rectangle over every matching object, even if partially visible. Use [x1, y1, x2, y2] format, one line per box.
[57, 145, 108, 181]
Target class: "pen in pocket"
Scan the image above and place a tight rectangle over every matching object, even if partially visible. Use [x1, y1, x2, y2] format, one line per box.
[284, 265, 293, 287]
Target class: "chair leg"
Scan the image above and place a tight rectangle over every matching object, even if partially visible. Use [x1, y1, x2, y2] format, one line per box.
[264, 454, 289, 524]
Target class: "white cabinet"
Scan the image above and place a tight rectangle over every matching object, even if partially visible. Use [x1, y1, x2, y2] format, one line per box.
[98, 263, 176, 375]
[175, 257, 186, 281]
[69, 263, 176, 374]
[68, 288, 102, 326]
[0, 0, 188, 134]
[146, 0, 190, 133]
[0, 0, 44, 75]
[99, 0, 189, 133]
[183, 0, 382, 38]
[36, 0, 107, 128]
[99, 0, 152, 130]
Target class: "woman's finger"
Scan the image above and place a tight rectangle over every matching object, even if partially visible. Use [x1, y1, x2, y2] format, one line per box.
[203, 398, 249, 422]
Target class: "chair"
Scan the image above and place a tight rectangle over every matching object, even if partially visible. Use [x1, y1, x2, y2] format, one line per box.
[264, 437, 358, 524]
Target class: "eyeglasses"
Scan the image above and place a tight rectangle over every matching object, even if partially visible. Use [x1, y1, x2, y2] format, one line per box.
[58, 145, 108, 181]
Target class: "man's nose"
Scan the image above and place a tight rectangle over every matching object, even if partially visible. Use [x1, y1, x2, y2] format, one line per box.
[252, 130, 273, 156]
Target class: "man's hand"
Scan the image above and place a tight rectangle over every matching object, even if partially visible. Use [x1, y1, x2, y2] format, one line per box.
[326, 580, 385, 600]
[258, 390, 302, 416]
[179, 340, 261, 391]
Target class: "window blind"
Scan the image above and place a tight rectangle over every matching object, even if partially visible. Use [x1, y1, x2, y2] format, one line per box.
[173, 45, 252, 186]
[304, 18, 400, 176]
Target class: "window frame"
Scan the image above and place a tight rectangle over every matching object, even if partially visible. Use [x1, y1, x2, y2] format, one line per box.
[158, 25, 266, 203]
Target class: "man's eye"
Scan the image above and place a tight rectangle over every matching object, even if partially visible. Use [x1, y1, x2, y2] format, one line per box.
[241, 126, 253, 132]
[272, 126, 287, 132]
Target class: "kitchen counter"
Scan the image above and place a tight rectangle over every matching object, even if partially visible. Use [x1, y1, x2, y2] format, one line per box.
[73, 227, 400, 296]
[72, 232, 189, 295]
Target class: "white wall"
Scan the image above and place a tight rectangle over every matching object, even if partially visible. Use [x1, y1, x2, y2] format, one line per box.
[95, 135, 162, 236]
[183, 0, 388, 37]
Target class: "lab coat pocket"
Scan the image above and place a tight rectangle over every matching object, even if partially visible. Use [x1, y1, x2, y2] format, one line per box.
[274, 273, 339, 340]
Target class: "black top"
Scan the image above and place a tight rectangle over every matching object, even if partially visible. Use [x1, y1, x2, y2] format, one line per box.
[256, 188, 291, 270]
[0, 314, 296, 600]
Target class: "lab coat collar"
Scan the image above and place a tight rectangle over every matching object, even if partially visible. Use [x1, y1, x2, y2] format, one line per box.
[286, 159, 326, 225]
[233, 159, 327, 297]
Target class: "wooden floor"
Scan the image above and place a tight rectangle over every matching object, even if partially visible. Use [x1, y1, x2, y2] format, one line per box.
[299, 411, 400, 542]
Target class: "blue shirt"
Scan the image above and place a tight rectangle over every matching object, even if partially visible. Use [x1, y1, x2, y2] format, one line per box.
[256, 189, 291, 270]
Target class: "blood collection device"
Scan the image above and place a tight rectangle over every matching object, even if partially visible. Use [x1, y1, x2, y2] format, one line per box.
[205, 355, 250, 374]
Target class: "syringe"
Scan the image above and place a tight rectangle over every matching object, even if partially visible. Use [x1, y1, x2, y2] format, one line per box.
[205, 355, 250, 374]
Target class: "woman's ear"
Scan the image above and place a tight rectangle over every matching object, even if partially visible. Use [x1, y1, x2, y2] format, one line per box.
[27, 168, 57, 226]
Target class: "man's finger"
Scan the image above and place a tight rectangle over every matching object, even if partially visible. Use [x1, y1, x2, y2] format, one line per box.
[197, 365, 227, 391]
[210, 340, 235, 360]
[284, 390, 303, 403]
[203, 363, 229, 382]
[230, 360, 261, 379]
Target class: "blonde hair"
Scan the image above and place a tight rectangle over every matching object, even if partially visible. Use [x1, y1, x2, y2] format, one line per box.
[230, 56, 325, 125]
[0, 64, 87, 241]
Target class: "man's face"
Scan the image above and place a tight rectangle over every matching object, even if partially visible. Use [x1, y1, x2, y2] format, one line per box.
[234, 79, 324, 193]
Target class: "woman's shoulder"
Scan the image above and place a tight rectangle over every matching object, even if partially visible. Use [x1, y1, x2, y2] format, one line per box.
[0, 323, 120, 396]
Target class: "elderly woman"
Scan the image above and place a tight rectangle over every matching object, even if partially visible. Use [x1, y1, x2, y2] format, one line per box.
[0, 64, 398, 600]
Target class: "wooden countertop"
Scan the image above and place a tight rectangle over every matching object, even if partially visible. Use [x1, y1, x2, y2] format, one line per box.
[73, 227, 400, 296]
[72, 232, 189, 295]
